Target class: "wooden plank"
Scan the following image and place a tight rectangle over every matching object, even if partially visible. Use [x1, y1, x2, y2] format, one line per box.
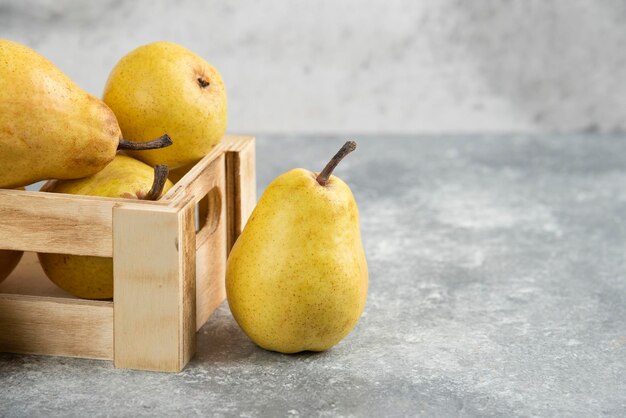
[0, 189, 116, 257]
[195, 240, 226, 330]
[161, 143, 227, 206]
[180, 204, 197, 366]
[162, 154, 226, 216]
[222, 135, 256, 153]
[0, 294, 113, 360]
[225, 137, 256, 251]
[194, 159, 228, 330]
[113, 204, 195, 372]
[163, 135, 254, 207]
[234, 138, 256, 231]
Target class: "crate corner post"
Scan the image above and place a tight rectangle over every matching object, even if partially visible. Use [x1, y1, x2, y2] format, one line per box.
[225, 136, 256, 251]
[112, 203, 196, 372]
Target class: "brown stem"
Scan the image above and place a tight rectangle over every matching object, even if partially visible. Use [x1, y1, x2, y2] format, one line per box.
[118, 134, 173, 151]
[143, 165, 170, 201]
[316, 140, 357, 186]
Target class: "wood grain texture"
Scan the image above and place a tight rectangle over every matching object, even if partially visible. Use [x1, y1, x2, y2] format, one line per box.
[161, 143, 227, 207]
[166, 154, 226, 248]
[225, 137, 256, 251]
[180, 203, 197, 366]
[195, 242, 227, 331]
[222, 135, 256, 153]
[112, 205, 194, 372]
[0, 294, 113, 360]
[0, 189, 116, 257]
[194, 159, 228, 330]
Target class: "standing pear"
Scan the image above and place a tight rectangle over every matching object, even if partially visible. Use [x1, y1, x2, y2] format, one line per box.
[226, 141, 368, 353]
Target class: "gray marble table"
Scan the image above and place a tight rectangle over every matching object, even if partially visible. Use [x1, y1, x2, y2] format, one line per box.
[1, 135, 625, 417]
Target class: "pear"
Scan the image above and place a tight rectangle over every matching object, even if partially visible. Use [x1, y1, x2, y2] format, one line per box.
[0, 39, 172, 189]
[103, 41, 227, 169]
[0, 250, 23, 285]
[38, 155, 173, 299]
[226, 141, 368, 353]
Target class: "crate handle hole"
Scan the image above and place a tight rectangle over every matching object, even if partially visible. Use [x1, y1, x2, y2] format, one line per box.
[195, 187, 221, 238]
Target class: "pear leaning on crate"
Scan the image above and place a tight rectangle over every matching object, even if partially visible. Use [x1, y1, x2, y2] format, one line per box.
[38, 155, 174, 299]
[226, 141, 368, 353]
[0, 39, 173, 189]
[103, 41, 227, 169]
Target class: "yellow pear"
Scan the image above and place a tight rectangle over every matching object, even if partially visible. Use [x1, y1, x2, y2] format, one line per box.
[103, 41, 227, 169]
[226, 141, 368, 353]
[0, 39, 172, 189]
[0, 250, 23, 285]
[38, 155, 173, 299]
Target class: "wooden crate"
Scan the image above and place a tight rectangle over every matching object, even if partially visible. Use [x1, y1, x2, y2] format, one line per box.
[0, 135, 255, 372]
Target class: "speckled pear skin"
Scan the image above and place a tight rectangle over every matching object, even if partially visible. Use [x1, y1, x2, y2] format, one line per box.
[0, 250, 23, 285]
[226, 169, 368, 353]
[37, 155, 173, 300]
[38, 254, 113, 299]
[103, 41, 227, 169]
[0, 39, 122, 189]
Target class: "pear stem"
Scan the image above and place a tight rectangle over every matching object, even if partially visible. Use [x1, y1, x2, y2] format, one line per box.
[118, 134, 173, 151]
[143, 165, 170, 201]
[316, 140, 357, 186]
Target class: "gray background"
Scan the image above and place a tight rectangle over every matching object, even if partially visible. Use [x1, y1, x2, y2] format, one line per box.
[2, 0, 625, 134]
[2, 2, 626, 417]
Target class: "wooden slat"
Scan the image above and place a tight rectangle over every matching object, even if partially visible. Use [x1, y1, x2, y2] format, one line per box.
[161, 143, 227, 206]
[195, 241, 227, 331]
[0, 189, 116, 257]
[113, 205, 195, 372]
[225, 137, 256, 251]
[180, 203, 197, 366]
[163, 135, 254, 206]
[194, 159, 228, 330]
[223, 135, 256, 153]
[0, 294, 113, 360]
[163, 154, 226, 218]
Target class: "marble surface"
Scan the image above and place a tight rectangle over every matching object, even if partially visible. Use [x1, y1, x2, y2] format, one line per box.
[1, 0, 625, 134]
[2, 134, 626, 417]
